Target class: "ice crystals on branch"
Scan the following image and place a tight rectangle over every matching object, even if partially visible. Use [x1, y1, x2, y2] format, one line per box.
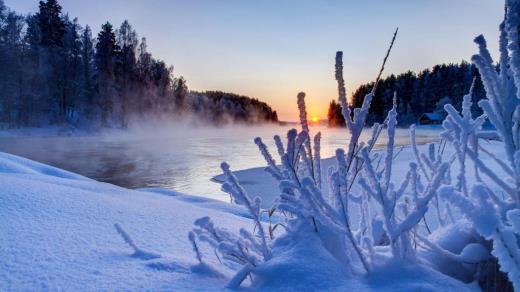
[440, 2, 520, 288]
[186, 25, 494, 288]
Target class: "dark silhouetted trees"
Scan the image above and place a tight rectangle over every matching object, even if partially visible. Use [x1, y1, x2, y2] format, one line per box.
[0, 0, 278, 129]
[327, 62, 486, 127]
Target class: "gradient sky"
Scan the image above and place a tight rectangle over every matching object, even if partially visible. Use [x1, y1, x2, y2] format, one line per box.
[7, 0, 504, 121]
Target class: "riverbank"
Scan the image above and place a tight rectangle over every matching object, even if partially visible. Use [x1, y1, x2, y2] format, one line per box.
[0, 148, 480, 291]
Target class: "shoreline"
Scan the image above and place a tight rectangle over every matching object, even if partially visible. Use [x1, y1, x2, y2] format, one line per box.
[0, 145, 489, 290]
[0, 132, 507, 291]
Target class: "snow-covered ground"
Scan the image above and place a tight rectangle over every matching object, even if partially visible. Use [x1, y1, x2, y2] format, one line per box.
[214, 139, 508, 210]
[1, 143, 485, 290]
[0, 151, 255, 291]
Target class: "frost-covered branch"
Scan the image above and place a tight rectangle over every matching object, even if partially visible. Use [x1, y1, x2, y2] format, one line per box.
[441, 80, 486, 197]
[438, 7, 520, 286]
[114, 224, 160, 260]
[313, 132, 322, 189]
[190, 216, 268, 288]
[220, 162, 270, 260]
[373, 27, 399, 93]
[189, 231, 203, 264]
[188, 162, 273, 288]
[358, 96, 450, 259]
[440, 184, 520, 290]
[255, 137, 284, 180]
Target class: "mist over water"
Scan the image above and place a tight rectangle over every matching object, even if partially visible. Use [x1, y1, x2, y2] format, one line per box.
[0, 123, 440, 201]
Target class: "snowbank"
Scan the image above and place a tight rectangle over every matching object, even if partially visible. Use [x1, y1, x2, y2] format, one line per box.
[0, 152, 251, 291]
[213, 141, 509, 209]
[1, 151, 477, 290]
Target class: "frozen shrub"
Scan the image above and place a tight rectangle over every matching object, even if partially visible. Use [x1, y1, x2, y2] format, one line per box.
[358, 97, 450, 261]
[438, 2, 520, 288]
[190, 162, 271, 288]
[188, 28, 432, 287]
[187, 4, 520, 287]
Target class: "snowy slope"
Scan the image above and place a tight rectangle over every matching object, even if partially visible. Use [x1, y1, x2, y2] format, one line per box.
[1, 151, 477, 291]
[0, 152, 250, 291]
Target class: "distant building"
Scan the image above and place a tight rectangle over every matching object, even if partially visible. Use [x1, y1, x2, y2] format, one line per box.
[418, 113, 444, 125]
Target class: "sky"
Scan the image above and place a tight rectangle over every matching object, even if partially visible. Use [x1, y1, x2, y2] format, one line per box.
[6, 0, 504, 121]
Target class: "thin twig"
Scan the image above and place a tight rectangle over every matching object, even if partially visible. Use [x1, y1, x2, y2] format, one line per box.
[372, 27, 399, 94]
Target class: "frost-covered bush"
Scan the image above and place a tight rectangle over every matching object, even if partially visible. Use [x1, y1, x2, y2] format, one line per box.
[188, 29, 452, 286]
[188, 2, 520, 289]
[437, 1, 520, 289]
[357, 98, 450, 262]
[190, 162, 271, 288]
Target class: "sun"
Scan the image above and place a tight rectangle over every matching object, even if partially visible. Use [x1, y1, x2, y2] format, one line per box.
[311, 116, 319, 123]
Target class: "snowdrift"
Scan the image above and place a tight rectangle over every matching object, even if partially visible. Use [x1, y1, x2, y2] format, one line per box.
[0, 152, 476, 290]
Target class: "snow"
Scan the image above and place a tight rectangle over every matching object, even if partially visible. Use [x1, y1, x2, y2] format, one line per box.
[252, 232, 475, 292]
[0, 152, 250, 291]
[420, 219, 487, 283]
[214, 140, 509, 210]
[0, 150, 477, 290]
[0, 152, 88, 180]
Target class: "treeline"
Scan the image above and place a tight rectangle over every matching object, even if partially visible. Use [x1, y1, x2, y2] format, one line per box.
[0, 0, 277, 129]
[187, 91, 278, 124]
[328, 62, 486, 127]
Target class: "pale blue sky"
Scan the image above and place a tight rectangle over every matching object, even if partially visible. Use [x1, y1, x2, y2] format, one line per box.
[7, 0, 503, 120]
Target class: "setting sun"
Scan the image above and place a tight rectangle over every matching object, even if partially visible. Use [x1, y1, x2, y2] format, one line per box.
[311, 116, 319, 123]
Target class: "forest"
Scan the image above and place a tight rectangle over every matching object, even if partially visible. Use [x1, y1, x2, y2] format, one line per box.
[327, 62, 486, 127]
[0, 0, 278, 129]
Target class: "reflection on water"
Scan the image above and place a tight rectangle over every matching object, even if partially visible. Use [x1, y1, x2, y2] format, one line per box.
[0, 124, 440, 201]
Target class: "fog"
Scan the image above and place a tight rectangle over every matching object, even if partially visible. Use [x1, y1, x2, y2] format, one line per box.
[0, 122, 441, 201]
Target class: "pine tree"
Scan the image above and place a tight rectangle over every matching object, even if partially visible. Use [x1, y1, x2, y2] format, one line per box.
[95, 22, 119, 126]
[173, 76, 188, 110]
[116, 20, 138, 127]
[80, 25, 95, 120]
[29, 0, 67, 123]
[59, 16, 82, 122]
[36, 0, 65, 48]
[327, 100, 344, 127]
[0, 8, 24, 127]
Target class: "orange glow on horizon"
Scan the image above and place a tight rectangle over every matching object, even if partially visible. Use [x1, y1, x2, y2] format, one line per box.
[311, 116, 319, 123]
